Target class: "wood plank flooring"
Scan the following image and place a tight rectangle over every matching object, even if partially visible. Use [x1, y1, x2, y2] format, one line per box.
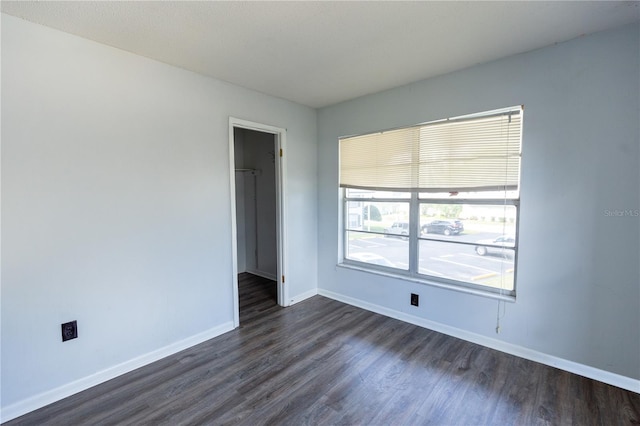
[5, 273, 640, 425]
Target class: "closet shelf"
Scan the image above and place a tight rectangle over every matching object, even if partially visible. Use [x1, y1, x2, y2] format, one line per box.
[235, 168, 261, 175]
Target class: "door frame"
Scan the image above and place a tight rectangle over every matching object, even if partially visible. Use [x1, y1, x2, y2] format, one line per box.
[229, 117, 288, 327]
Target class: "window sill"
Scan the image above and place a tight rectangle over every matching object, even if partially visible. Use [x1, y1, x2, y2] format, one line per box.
[337, 262, 516, 303]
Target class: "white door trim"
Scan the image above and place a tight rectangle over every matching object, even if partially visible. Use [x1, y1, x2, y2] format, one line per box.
[229, 117, 288, 327]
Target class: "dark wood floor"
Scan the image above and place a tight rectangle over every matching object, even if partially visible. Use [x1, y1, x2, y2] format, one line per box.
[6, 273, 640, 425]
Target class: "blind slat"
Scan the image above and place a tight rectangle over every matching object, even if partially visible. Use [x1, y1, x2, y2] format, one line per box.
[339, 107, 522, 193]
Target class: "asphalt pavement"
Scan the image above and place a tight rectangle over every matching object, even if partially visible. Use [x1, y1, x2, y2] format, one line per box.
[347, 232, 514, 290]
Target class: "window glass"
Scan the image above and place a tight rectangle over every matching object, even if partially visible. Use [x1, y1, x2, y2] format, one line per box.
[419, 204, 516, 241]
[345, 201, 410, 233]
[344, 200, 410, 270]
[345, 231, 409, 270]
[418, 240, 515, 291]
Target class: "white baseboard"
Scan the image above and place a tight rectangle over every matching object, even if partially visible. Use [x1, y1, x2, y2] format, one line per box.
[288, 288, 318, 306]
[0, 322, 235, 423]
[245, 269, 277, 281]
[318, 289, 640, 394]
[243, 270, 316, 306]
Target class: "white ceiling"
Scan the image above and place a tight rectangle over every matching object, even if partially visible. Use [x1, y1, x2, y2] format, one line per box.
[2, 1, 639, 108]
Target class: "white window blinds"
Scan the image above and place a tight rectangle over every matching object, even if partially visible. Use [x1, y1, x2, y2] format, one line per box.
[339, 107, 522, 193]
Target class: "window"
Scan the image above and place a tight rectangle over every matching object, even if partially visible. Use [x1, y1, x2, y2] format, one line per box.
[340, 107, 522, 297]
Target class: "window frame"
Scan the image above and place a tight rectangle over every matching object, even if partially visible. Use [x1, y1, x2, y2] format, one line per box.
[339, 107, 522, 300]
[341, 191, 519, 298]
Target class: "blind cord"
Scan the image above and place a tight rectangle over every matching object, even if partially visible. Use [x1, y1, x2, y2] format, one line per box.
[496, 113, 512, 334]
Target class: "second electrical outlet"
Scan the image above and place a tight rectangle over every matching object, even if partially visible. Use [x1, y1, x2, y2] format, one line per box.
[411, 293, 419, 307]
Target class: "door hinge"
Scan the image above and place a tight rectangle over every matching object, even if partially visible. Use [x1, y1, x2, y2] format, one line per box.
[279, 148, 283, 157]
[282, 275, 285, 283]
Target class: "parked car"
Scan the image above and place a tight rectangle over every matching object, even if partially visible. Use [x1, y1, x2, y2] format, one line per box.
[421, 220, 464, 236]
[348, 252, 395, 267]
[475, 235, 515, 256]
[384, 222, 410, 238]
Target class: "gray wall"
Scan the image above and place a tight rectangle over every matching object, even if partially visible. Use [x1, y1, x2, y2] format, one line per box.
[1, 14, 317, 411]
[317, 23, 640, 380]
[234, 128, 277, 279]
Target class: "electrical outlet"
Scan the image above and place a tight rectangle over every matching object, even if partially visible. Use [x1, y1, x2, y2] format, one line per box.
[61, 320, 78, 342]
[411, 293, 419, 307]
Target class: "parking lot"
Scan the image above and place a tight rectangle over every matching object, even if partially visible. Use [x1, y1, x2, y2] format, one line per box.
[347, 231, 515, 290]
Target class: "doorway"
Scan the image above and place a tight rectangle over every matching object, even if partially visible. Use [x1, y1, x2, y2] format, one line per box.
[229, 118, 287, 327]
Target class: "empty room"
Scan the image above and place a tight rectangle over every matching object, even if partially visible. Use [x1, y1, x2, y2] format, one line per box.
[1, 1, 639, 424]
